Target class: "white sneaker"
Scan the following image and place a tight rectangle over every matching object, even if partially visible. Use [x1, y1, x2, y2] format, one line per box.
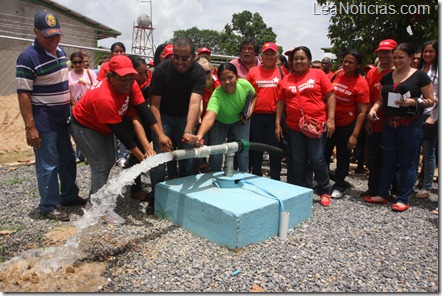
[331, 189, 343, 198]
[415, 189, 430, 199]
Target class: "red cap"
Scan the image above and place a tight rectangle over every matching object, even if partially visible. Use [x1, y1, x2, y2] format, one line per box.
[364, 64, 375, 73]
[375, 39, 397, 51]
[198, 47, 211, 55]
[262, 42, 278, 53]
[162, 44, 174, 58]
[109, 55, 138, 76]
[284, 48, 293, 56]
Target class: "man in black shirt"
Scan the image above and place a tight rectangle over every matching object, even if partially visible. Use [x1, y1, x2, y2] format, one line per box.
[149, 37, 206, 200]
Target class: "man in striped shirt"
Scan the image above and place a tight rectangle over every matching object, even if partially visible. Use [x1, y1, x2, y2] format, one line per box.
[16, 10, 86, 221]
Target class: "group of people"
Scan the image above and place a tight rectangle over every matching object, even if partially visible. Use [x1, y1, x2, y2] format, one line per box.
[16, 10, 438, 223]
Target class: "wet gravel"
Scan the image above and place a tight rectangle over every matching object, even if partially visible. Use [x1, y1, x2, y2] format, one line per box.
[0, 159, 439, 292]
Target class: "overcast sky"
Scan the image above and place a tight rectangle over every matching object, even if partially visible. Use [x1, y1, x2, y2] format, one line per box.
[54, 0, 333, 60]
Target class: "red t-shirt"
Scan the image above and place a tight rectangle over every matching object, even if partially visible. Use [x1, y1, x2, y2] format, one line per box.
[327, 71, 335, 81]
[201, 77, 220, 119]
[73, 78, 145, 135]
[97, 62, 110, 81]
[332, 71, 370, 127]
[365, 66, 393, 132]
[139, 69, 152, 91]
[277, 68, 334, 131]
[246, 65, 289, 114]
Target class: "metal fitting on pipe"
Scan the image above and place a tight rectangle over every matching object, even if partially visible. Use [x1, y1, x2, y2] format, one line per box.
[224, 152, 236, 177]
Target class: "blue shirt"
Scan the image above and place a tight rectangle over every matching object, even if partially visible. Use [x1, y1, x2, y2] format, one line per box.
[16, 39, 70, 132]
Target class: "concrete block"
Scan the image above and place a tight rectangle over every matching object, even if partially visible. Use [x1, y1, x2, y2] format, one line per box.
[154, 172, 312, 249]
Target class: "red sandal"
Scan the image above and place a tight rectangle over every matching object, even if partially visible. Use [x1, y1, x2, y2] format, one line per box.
[320, 194, 331, 207]
[364, 196, 388, 204]
[391, 203, 409, 212]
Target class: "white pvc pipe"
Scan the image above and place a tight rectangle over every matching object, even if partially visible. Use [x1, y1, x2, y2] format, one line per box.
[171, 142, 240, 161]
[279, 211, 290, 240]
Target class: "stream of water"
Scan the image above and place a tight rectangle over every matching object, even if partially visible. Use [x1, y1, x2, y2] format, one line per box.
[0, 152, 174, 291]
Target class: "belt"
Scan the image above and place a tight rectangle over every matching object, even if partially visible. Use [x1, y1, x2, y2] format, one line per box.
[384, 116, 417, 128]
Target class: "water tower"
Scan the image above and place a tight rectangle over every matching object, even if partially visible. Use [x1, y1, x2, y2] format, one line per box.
[131, 1, 155, 56]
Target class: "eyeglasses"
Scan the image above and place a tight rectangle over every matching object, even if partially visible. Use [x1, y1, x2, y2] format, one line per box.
[72, 60, 83, 65]
[172, 54, 193, 62]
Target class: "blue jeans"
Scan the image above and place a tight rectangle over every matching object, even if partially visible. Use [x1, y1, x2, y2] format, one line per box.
[249, 113, 282, 180]
[378, 117, 423, 204]
[288, 129, 331, 195]
[34, 128, 79, 212]
[420, 120, 438, 190]
[69, 119, 115, 196]
[209, 120, 250, 172]
[75, 145, 85, 162]
[115, 137, 129, 161]
[150, 114, 198, 193]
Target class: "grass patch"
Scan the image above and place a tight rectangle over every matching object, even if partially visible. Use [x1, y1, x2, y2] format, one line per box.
[28, 188, 39, 198]
[0, 223, 25, 233]
[0, 150, 34, 165]
[4, 175, 24, 186]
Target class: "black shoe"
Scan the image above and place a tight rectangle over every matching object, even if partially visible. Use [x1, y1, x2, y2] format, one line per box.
[341, 180, 352, 189]
[60, 195, 88, 206]
[40, 208, 70, 221]
[146, 193, 155, 213]
[359, 190, 376, 197]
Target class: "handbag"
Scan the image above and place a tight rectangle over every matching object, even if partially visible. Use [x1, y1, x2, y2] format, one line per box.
[298, 109, 325, 138]
[295, 73, 326, 138]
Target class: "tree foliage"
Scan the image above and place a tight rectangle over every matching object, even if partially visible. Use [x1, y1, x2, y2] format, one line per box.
[169, 10, 278, 56]
[316, 0, 438, 65]
[169, 27, 224, 54]
[222, 10, 277, 55]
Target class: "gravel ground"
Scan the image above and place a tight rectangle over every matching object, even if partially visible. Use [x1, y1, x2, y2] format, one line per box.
[0, 158, 439, 292]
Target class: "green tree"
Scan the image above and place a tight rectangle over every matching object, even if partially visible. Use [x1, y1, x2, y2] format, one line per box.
[169, 27, 224, 54]
[222, 10, 277, 55]
[169, 11, 278, 56]
[317, 0, 438, 64]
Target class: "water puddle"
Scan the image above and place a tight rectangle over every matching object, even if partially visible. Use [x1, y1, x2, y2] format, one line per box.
[0, 152, 174, 292]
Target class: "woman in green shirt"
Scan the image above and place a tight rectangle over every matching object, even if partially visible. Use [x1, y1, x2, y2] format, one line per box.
[189, 62, 257, 172]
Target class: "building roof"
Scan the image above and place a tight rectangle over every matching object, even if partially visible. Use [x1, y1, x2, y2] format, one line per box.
[29, 0, 121, 39]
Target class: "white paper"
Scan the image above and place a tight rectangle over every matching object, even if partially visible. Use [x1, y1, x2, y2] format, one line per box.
[402, 91, 411, 101]
[387, 92, 402, 108]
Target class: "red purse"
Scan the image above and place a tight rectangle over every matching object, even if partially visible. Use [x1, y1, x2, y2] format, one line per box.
[295, 74, 326, 138]
[298, 110, 325, 138]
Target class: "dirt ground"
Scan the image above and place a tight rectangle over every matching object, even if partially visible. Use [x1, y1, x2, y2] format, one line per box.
[0, 94, 32, 153]
[0, 94, 36, 164]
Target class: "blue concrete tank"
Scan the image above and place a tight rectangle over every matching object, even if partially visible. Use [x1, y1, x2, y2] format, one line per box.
[154, 171, 313, 249]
